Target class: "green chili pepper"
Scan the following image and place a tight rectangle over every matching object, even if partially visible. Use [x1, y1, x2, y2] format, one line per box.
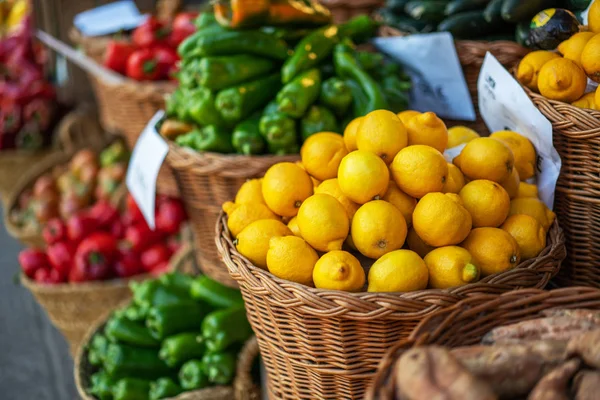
[276, 68, 322, 118]
[116, 303, 147, 323]
[192, 126, 234, 153]
[232, 117, 266, 155]
[159, 332, 206, 368]
[338, 15, 378, 42]
[202, 351, 236, 385]
[89, 370, 115, 400]
[113, 378, 152, 400]
[179, 360, 209, 390]
[354, 51, 385, 73]
[182, 30, 289, 60]
[197, 55, 276, 90]
[88, 333, 109, 366]
[345, 79, 370, 118]
[186, 87, 226, 127]
[319, 77, 353, 117]
[301, 106, 339, 141]
[147, 303, 212, 340]
[104, 343, 171, 380]
[202, 306, 253, 352]
[105, 314, 159, 348]
[216, 73, 281, 124]
[194, 12, 218, 30]
[382, 75, 411, 112]
[263, 100, 280, 115]
[281, 26, 339, 84]
[149, 378, 183, 400]
[190, 276, 245, 309]
[259, 112, 298, 154]
[175, 131, 197, 149]
[260, 26, 312, 42]
[158, 273, 193, 297]
[177, 25, 227, 58]
[131, 280, 193, 311]
[166, 89, 184, 119]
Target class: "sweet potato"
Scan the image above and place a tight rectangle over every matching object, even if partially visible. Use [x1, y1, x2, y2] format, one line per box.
[574, 370, 600, 400]
[567, 330, 600, 369]
[527, 359, 580, 400]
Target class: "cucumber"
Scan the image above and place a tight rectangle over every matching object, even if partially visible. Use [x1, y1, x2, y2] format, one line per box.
[515, 21, 531, 47]
[501, 0, 559, 23]
[483, 0, 504, 23]
[437, 11, 498, 39]
[405, 1, 450, 22]
[376, 8, 435, 33]
[565, 0, 592, 11]
[445, 0, 492, 16]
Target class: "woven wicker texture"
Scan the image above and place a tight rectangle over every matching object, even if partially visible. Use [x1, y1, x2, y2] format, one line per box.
[366, 286, 600, 400]
[216, 212, 566, 399]
[320, 0, 384, 23]
[166, 144, 298, 288]
[235, 336, 261, 400]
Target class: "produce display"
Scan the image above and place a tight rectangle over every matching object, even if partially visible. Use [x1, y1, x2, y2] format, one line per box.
[376, 0, 591, 44]
[223, 109, 555, 292]
[161, 11, 411, 155]
[516, 1, 600, 110]
[85, 273, 252, 400]
[386, 308, 600, 400]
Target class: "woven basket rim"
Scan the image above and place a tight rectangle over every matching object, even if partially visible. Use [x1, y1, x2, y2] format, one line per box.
[216, 211, 566, 319]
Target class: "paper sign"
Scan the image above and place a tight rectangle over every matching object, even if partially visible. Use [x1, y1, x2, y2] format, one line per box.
[74, 1, 147, 37]
[373, 32, 476, 121]
[478, 53, 561, 209]
[126, 111, 169, 229]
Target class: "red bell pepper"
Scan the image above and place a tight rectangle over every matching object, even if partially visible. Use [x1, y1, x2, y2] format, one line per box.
[42, 218, 66, 245]
[66, 212, 98, 244]
[47, 241, 75, 278]
[140, 243, 171, 272]
[0, 102, 22, 135]
[23, 98, 52, 131]
[126, 194, 144, 224]
[19, 248, 49, 278]
[71, 233, 118, 282]
[169, 12, 198, 47]
[103, 40, 137, 74]
[126, 49, 162, 81]
[155, 199, 186, 235]
[132, 17, 170, 48]
[89, 200, 119, 231]
[124, 222, 164, 252]
[114, 246, 143, 278]
[150, 261, 171, 277]
[152, 45, 179, 76]
[34, 267, 64, 284]
[111, 219, 126, 239]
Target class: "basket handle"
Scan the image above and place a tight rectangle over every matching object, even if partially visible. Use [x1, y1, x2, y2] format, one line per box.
[234, 336, 261, 400]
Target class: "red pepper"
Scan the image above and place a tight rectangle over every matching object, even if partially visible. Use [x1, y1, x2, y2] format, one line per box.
[114, 246, 143, 278]
[152, 45, 179, 76]
[0, 102, 22, 136]
[34, 267, 64, 284]
[126, 48, 162, 81]
[47, 241, 75, 279]
[126, 194, 144, 224]
[71, 233, 118, 282]
[89, 200, 119, 231]
[140, 243, 171, 272]
[124, 222, 164, 252]
[23, 98, 52, 131]
[131, 17, 170, 48]
[168, 12, 198, 47]
[150, 261, 171, 277]
[66, 212, 98, 244]
[18, 248, 49, 278]
[103, 40, 137, 74]
[42, 218, 66, 245]
[155, 199, 186, 235]
[111, 218, 126, 239]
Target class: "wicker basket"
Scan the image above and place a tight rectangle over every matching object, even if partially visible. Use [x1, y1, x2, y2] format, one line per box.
[235, 336, 262, 400]
[378, 26, 530, 134]
[166, 144, 299, 288]
[320, 0, 384, 23]
[366, 286, 600, 400]
[216, 211, 566, 400]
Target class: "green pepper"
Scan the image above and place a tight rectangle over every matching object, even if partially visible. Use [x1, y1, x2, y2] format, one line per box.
[338, 15, 378, 42]
[281, 26, 339, 84]
[89, 370, 115, 400]
[179, 360, 209, 390]
[261, 26, 312, 42]
[175, 131, 198, 149]
[197, 55, 276, 90]
[202, 306, 253, 352]
[100, 141, 129, 167]
[232, 117, 266, 155]
[105, 314, 159, 348]
[276, 68, 322, 118]
[159, 332, 206, 368]
[147, 303, 212, 340]
[88, 333, 109, 366]
[166, 89, 184, 119]
[118, 303, 147, 323]
[319, 77, 352, 117]
[263, 100, 280, 115]
[186, 87, 226, 127]
[149, 378, 183, 400]
[113, 378, 152, 400]
[177, 25, 227, 58]
[158, 273, 193, 297]
[192, 126, 234, 153]
[259, 112, 298, 154]
[190, 276, 245, 309]
[202, 351, 236, 385]
[182, 29, 288, 60]
[104, 343, 172, 380]
[382, 75, 411, 112]
[194, 12, 218, 30]
[131, 280, 192, 311]
[216, 73, 281, 124]
[355, 51, 385, 73]
[345, 79, 370, 118]
[301, 106, 339, 141]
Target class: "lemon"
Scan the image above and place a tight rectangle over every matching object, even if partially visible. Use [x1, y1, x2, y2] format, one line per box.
[573, 92, 598, 110]
[223, 201, 278, 237]
[351, 200, 407, 259]
[424, 246, 480, 289]
[517, 182, 539, 199]
[397, 110, 421, 125]
[459, 180, 510, 228]
[538, 58, 588, 101]
[405, 111, 449, 153]
[338, 150, 390, 204]
[391, 145, 448, 199]
[443, 163, 466, 194]
[590, 0, 600, 33]
[301, 132, 348, 181]
[343, 117, 363, 152]
[262, 162, 314, 217]
[461, 227, 521, 277]
[382, 181, 417, 225]
[490, 130, 537, 180]
[297, 194, 349, 252]
[582, 33, 600, 82]
[516, 51, 561, 92]
[287, 216, 301, 237]
[313, 251, 365, 292]
[509, 197, 556, 231]
[413, 192, 472, 247]
[236, 219, 292, 269]
[500, 168, 520, 199]
[558, 32, 596, 67]
[356, 110, 408, 164]
[447, 126, 480, 149]
[444, 193, 464, 206]
[235, 179, 266, 205]
[407, 227, 436, 258]
[267, 236, 319, 286]
[501, 214, 546, 261]
[367, 250, 428, 292]
[316, 179, 360, 219]
[454, 137, 515, 183]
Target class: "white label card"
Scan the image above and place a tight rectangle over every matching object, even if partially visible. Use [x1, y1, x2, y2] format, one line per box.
[373, 32, 476, 121]
[74, 1, 147, 37]
[478, 53, 561, 209]
[126, 111, 169, 230]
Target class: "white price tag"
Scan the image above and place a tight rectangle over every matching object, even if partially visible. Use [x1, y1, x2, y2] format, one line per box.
[126, 111, 169, 229]
[373, 32, 476, 121]
[478, 53, 561, 209]
[74, 1, 147, 37]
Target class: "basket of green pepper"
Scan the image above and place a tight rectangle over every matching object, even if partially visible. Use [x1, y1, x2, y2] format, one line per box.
[75, 272, 258, 400]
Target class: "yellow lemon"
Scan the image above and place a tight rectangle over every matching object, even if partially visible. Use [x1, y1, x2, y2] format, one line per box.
[413, 192, 473, 247]
[235, 179, 266, 205]
[338, 150, 390, 204]
[501, 214, 547, 261]
[351, 200, 408, 259]
[315, 178, 360, 219]
[301, 132, 348, 181]
[573, 92, 598, 110]
[516, 51, 561, 91]
[223, 202, 278, 237]
[459, 180, 510, 228]
[391, 145, 448, 198]
[447, 126, 480, 149]
[490, 130, 537, 180]
[582, 33, 600, 82]
[558, 32, 596, 67]
[287, 217, 301, 237]
[517, 182, 539, 198]
[509, 197, 556, 231]
[236, 219, 292, 269]
[461, 228, 521, 277]
[443, 163, 466, 194]
[367, 250, 429, 292]
[407, 227, 436, 258]
[590, 0, 600, 33]
[424, 246, 480, 289]
[500, 168, 520, 199]
[297, 194, 349, 252]
[397, 110, 421, 125]
[538, 58, 588, 101]
[382, 181, 417, 225]
[262, 162, 314, 217]
[454, 137, 515, 183]
[343, 116, 363, 152]
[356, 110, 408, 164]
[313, 251, 365, 292]
[267, 236, 319, 286]
[405, 111, 449, 153]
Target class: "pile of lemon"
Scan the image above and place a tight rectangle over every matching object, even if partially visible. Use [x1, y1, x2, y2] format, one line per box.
[223, 110, 555, 293]
[517, 0, 600, 109]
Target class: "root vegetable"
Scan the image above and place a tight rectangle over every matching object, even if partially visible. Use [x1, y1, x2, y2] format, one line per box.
[568, 330, 600, 369]
[527, 359, 580, 400]
[574, 370, 600, 400]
